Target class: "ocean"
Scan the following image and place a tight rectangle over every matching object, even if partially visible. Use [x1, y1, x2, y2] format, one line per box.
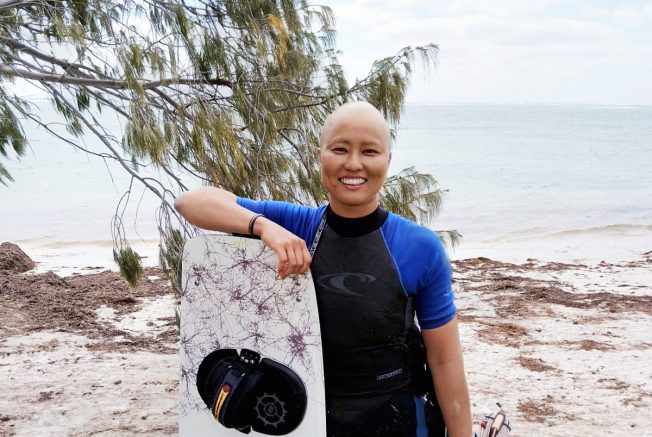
[392, 104, 652, 262]
[2, 103, 651, 270]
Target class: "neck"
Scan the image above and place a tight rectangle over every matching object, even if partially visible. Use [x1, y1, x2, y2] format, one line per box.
[326, 205, 388, 238]
[328, 200, 379, 218]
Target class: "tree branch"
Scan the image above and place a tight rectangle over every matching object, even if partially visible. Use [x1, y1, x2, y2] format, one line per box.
[44, 85, 168, 204]
[0, 0, 38, 9]
[0, 36, 108, 79]
[0, 64, 234, 90]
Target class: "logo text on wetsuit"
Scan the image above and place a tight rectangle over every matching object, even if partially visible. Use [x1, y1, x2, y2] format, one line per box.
[376, 368, 403, 381]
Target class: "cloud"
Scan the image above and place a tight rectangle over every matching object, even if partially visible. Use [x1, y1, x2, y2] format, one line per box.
[582, 2, 652, 27]
[329, 0, 565, 18]
[333, 4, 619, 47]
[326, 0, 652, 104]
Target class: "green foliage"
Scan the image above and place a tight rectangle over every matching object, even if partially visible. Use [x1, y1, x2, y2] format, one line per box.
[380, 167, 443, 222]
[123, 102, 166, 164]
[159, 228, 185, 294]
[113, 245, 144, 287]
[0, 101, 26, 185]
[1, 0, 455, 288]
[380, 166, 460, 247]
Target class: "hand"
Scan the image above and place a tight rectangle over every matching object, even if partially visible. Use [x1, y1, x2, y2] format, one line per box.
[257, 219, 312, 279]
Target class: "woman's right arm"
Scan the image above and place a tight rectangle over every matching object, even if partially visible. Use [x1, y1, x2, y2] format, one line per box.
[174, 187, 311, 278]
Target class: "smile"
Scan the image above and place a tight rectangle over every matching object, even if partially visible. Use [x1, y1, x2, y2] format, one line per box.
[339, 177, 366, 186]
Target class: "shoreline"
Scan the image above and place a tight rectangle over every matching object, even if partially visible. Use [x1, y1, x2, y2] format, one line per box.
[13, 238, 162, 277]
[13, 227, 652, 276]
[1, 243, 651, 436]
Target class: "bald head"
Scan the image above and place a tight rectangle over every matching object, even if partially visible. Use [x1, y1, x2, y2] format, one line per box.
[320, 102, 391, 149]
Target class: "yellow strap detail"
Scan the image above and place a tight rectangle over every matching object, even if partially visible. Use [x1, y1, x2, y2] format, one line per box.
[213, 386, 230, 419]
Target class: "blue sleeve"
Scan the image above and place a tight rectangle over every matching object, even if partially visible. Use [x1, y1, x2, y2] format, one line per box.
[415, 235, 456, 329]
[381, 215, 456, 329]
[236, 197, 326, 246]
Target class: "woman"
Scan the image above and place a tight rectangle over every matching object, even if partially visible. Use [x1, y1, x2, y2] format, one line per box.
[175, 102, 472, 437]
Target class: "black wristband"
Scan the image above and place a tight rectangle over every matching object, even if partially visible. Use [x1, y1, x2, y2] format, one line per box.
[248, 214, 264, 236]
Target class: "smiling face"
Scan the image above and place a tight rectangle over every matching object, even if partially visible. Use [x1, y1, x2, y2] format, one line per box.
[318, 102, 392, 218]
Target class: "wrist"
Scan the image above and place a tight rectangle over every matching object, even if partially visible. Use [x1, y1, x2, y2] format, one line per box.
[252, 215, 271, 237]
[248, 213, 265, 236]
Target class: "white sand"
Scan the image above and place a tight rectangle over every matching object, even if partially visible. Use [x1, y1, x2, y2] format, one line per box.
[0, 331, 177, 436]
[457, 255, 652, 436]
[2, 253, 650, 436]
[17, 238, 161, 277]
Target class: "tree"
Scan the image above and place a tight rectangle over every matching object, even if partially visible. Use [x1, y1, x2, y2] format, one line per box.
[0, 0, 458, 288]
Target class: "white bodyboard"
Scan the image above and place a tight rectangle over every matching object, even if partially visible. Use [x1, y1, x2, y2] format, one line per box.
[179, 235, 326, 436]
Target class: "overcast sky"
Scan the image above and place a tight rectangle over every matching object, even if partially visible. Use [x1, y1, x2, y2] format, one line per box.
[9, 1, 652, 105]
[325, 0, 652, 105]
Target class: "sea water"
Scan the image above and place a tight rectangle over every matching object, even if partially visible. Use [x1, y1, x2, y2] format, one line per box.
[392, 104, 652, 262]
[1, 103, 650, 268]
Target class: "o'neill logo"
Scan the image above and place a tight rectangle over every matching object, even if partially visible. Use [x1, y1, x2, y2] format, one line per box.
[316, 273, 376, 297]
[376, 368, 403, 381]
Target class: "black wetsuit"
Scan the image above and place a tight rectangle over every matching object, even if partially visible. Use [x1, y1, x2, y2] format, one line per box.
[238, 198, 456, 436]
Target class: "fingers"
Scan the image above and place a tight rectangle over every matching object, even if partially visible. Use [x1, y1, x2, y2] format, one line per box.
[276, 250, 289, 278]
[259, 221, 312, 279]
[277, 242, 312, 279]
[280, 245, 298, 278]
[300, 244, 312, 273]
[290, 244, 312, 276]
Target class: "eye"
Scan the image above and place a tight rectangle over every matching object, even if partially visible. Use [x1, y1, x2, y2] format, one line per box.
[331, 147, 348, 154]
[363, 148, 380, 155]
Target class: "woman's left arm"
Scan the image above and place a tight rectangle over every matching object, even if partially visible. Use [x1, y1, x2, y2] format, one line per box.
[422, 316, 472, 437]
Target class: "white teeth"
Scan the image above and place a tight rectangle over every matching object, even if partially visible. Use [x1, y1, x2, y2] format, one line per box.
[340, 178, 366, 185]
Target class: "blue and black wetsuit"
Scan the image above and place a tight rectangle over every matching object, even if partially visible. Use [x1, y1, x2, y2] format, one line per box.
[238, 198, 456, 437]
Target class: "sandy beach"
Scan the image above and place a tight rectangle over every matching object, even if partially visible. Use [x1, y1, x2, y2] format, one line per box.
[1, 242, 650, 436]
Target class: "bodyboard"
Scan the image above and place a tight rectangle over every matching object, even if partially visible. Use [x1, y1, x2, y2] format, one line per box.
[179, 235, 326, 436]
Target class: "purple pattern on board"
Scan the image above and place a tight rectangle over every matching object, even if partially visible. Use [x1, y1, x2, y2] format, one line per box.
[179, 236, 322, 417]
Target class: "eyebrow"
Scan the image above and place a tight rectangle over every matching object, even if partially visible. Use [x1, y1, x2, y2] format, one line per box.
[327, 139, 351, 146]
[327, 138, 383, 147]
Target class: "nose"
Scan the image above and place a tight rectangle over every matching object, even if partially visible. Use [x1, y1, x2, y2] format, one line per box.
[344, 151, 363, 171]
